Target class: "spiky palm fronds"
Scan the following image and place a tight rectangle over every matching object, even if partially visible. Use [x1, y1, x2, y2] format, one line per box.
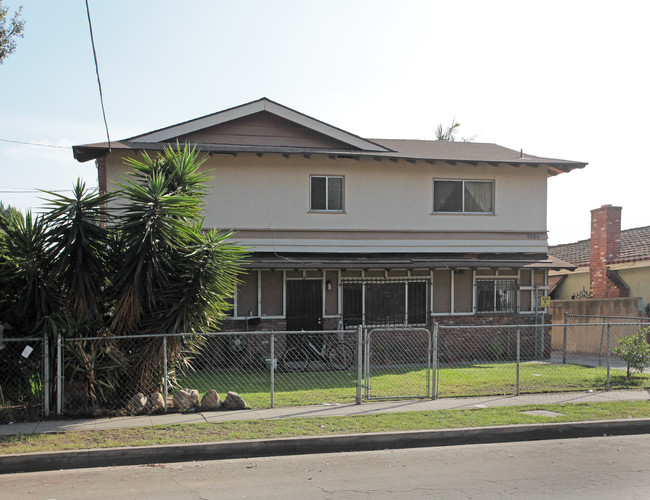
[42, 180, 114, 320]
[0, 210, 56, 331]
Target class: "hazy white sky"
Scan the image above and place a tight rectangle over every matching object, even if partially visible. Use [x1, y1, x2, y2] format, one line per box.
[1, 0, 648, 245]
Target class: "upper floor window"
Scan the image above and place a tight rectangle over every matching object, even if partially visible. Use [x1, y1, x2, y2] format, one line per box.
[433, 179, 493, 214]
[311, 175, 344, 212]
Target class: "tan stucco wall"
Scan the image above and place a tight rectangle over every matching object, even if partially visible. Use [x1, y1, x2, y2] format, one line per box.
[104, 152, 549, 254]
[550, 297, 643, 353]
[552, 263, 650, 309]
[552, 269, 590, 300]
[617, 266, 650, 311]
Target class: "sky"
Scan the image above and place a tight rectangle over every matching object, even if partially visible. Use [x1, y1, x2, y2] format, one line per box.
[1, 0, 648, 245]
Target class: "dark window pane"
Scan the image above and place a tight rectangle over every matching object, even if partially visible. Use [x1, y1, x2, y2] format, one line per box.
[342, 283, 362, 326]
[434, 180, 462, 212]
[476, 280, 494, 312]
[365, 282, 405, 325]
[464, 181, 493, 213]
[408, 282, 427, 324]
[328, 177, 343, 211]
[311, 177, 326, 210]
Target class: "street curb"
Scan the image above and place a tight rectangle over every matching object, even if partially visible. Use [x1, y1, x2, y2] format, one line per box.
[1, 418, 649, 474]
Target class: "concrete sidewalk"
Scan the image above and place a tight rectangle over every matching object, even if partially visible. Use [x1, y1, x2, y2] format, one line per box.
[2, 389, 649, 437]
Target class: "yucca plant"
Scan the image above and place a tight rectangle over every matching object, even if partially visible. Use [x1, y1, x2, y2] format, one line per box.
[42, 180, 114, 320]
[0, 210, 56, 332]
[111, 144, 246, 394]
[0, 144, 245, 413]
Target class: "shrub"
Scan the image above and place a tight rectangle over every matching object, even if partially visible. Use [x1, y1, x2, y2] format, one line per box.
[613, 327, 650, 380]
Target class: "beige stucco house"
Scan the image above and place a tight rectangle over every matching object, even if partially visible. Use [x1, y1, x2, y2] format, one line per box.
[549, 205, 650, 316]
[73, 98, 585, 331]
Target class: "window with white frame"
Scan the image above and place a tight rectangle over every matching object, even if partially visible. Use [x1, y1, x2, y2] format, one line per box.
[519, 269, 548, 312]
[476, 278, 517, 313]
[433, 179, 493, 214]
[310, 175, 344, 212]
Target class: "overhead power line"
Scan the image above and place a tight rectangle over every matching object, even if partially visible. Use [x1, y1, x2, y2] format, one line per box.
[85, 0, 111, 150]
[0, 138, 69, 149]
[0, 189, 75, 194]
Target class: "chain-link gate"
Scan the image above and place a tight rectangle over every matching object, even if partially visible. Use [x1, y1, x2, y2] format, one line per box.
[363, 327, 433, 400]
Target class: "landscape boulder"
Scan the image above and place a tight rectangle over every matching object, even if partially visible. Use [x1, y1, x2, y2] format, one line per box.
[128, 392, 149, 415]
[200, 390, 222, 411]
[149, 391, 165, 413]
[222, 391, 247, 411]
[173, 388, 200, 411]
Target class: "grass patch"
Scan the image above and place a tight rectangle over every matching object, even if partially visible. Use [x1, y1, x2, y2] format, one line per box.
[176, 363, 650, 408]
[1, 400, 648, 455]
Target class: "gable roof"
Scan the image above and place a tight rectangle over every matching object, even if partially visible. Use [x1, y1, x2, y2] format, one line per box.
[549, 225, 650, 267]
[126, 98, 390, 152]
[72, 98, 588, 175]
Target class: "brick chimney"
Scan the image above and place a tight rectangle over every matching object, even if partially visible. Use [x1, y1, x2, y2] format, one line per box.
[589, 204, 623, 298]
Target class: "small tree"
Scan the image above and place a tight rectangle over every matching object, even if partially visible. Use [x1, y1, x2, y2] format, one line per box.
[613, 326, 650, 380]
[0, 2, 25, 64]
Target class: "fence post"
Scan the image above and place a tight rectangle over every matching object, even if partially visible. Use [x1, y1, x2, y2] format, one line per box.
[606, 323, 611, 391]
[540, 310, 545, 358]
[270, 333, 275, 408]
[432, 322, 438, 400]
[599, 323, 605, 367]
[356, 325, 362, 404]
[43, 332, 50, 417]
[563, 312, 568, 364]
[56, 334, 63, 415]
[163, 335, 168, 413]
[516, 328, 521, 396]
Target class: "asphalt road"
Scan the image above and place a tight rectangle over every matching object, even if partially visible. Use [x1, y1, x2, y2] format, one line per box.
[2, 434, 649, 499]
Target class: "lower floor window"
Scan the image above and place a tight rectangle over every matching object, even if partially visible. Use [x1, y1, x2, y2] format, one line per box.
[476, 279, 516, 313]
[342, 280, 428, 326]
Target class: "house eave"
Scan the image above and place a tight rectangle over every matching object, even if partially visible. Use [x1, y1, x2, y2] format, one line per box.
[240, 252, 566, 271]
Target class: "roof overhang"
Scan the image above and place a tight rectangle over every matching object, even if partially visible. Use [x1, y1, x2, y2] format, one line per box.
[72, 140, 588, 175]
[240, 253, 577, 271]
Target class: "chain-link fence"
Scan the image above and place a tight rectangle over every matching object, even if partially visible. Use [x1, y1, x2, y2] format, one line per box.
[555, 314, 650, 367]
[5, 318, 650, 421]
[0, 336, 45, 424]
[56, 329, 362, 418]
[364, 328, 432, 400]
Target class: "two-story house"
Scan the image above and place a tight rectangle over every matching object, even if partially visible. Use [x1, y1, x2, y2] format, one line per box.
[73, 98, 585, 331]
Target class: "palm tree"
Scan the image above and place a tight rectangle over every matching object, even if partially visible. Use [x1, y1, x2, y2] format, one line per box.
[435, 118, 461, 141]
[0, 144, 246, 410]
[111, 144, 246, 394]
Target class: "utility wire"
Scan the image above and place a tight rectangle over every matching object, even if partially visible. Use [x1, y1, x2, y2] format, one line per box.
[0, 138, 69, 149]
[0, 189, 75, 194]
[84, 0, 111, 150]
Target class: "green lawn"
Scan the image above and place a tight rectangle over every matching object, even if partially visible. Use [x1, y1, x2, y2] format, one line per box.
[2, 400, 649, 455]
[177, 362, 650, 409]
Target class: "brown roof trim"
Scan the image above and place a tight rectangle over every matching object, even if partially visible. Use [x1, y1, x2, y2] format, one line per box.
[240, 253, 574, 271]
[73, 141, 588, 175]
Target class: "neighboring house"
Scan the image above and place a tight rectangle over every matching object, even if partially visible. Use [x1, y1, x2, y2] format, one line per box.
[73, 98, 584, 331]
[549, 204, 650, 315]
